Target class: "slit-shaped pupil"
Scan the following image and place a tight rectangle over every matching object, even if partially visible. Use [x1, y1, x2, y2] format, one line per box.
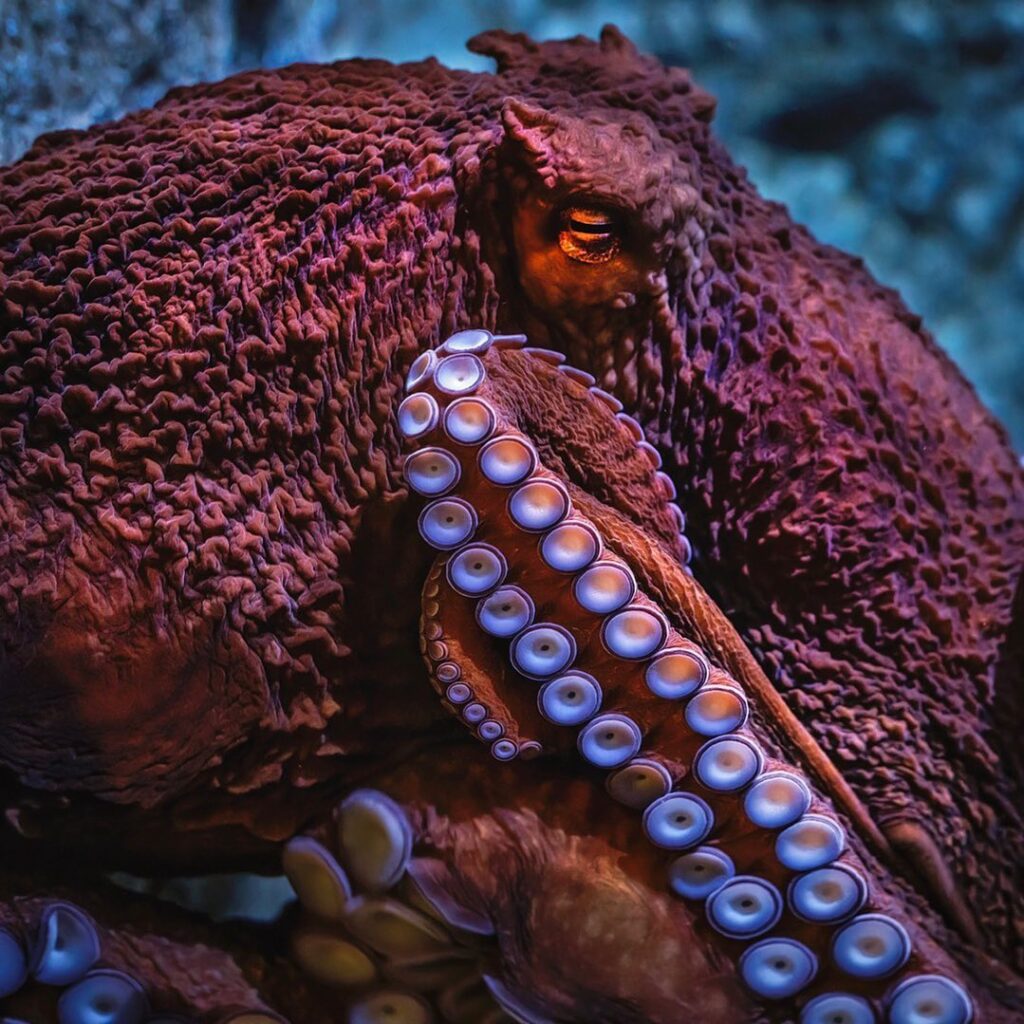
[568, 212, 613, 235]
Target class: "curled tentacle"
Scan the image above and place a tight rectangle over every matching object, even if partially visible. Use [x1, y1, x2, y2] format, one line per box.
[402, 331, 978, 1022]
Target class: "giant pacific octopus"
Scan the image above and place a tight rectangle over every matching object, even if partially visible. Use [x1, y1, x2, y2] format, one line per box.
[0, 25, 1021, 1024]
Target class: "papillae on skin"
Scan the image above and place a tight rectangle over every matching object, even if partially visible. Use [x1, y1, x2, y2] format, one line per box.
[0, 24, 1021, 1024]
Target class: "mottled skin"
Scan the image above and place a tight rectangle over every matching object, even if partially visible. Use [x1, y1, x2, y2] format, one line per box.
[0, 26, 1021, 1023]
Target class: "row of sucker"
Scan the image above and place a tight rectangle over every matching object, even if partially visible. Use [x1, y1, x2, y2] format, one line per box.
[402, 330, 974, 1024]
[281, 788, 520, 1023]
[0, 903, 284, 1023]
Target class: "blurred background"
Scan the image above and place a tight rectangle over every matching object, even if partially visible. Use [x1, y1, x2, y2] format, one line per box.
[1, 0, 1021, 448]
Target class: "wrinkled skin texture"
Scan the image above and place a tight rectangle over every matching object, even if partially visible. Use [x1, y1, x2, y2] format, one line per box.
[0, 25, 1021, 1023]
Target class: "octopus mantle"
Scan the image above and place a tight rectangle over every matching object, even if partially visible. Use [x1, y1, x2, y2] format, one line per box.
[0, 24, 1022, 1024]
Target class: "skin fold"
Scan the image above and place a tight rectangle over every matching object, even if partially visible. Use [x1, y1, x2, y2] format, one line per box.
[0, 24, 1021, 1024]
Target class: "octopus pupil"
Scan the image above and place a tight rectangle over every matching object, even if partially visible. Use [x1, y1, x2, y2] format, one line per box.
[605, 732, 615, 740]
[570, 219, 612, 235]
[567, 690, 577, 699]
[741, 899, 755, 909]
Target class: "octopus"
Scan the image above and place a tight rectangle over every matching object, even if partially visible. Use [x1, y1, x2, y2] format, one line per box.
[0, 24, 1021, 1024]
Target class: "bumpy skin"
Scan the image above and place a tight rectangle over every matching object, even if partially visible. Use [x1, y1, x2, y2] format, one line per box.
[0, 25, 1021, 1023]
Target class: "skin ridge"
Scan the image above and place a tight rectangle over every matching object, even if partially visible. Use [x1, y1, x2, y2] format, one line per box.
[0, 24, 1020, 1022]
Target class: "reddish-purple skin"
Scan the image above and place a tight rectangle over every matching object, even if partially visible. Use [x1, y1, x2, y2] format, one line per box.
[0, 26, 1021, 1023]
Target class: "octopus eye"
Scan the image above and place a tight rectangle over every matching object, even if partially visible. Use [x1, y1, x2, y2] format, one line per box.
[558, 204, 622, 264]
